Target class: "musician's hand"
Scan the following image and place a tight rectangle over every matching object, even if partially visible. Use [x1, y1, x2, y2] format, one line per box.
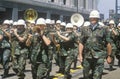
[1, 28, 7, 32]
[78, 55, 83, 63]
[40, 31, 44, 36]
[107, 56, 112, 64]
[13, 29, 17, 35]
[10, 28, 14, 33]
[56, 31, 60, 36]
[28, 34, 32, 38]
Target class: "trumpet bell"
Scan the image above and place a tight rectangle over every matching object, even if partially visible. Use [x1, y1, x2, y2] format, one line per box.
[71, 13, 84, 27]
[24, 8, 38, 22]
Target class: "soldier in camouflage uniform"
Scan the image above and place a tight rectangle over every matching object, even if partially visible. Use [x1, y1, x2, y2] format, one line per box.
[56, 23, 79, 79]
[0, 20, 11, 78]
[107, 20, 118, 71]
[52, 21, 67, 74]
[30, 18, 52, 79]
[78, 10, 112, 79]
[115, 23, 120, 67]
[11, 19, 28, 79]
[53, 20, 62, 68]
[25, 20, 35, 64]
[72, 25, 80, 69]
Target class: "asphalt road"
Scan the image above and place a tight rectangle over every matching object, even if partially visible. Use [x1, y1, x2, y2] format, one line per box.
[0, 59, 120, 79]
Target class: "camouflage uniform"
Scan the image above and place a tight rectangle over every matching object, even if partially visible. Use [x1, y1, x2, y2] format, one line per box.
[115, 28, 120, 67]
[107, 27, 117, 70]
[0, 29, 11, 78]
[58, 32, 78, 79]
[11, 29, 28, 79]
[53, 32, 63, 73]
[73, 30, 81, 69]
[80, 23, 111, 79]
[31, 31, 53, 79]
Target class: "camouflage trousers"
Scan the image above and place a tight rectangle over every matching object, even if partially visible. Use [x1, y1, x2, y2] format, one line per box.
[63, 49, 75, 79]
[12, 52, 27, 79]
[31, 49, 52, 79]
[31, 62, 50, 79]
[0, 48, 11, 76]
[82, 58, 104, 79]
[109, 49, 116, 68]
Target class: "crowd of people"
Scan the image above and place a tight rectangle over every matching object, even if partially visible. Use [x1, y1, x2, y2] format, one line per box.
[0, 10, 120, 79]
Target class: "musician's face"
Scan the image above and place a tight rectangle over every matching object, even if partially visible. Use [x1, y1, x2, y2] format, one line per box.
[73, 26, 77, 30]
[66, 28, 73, 32]
[17, 25, 24, 30]
[36, 25, 45, 30]
[118, 26, 120, 30]
[3, 24, 10, 29]
[109, 24, 114, 28]
[90, 18, 98, 25]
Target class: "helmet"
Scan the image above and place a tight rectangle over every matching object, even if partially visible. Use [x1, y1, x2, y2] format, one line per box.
[109, 20, 115, 24]
[98, 22, 105, 26]
[9, 20, 13, 24]
[61, 22, 66, 26]
[56, 20, 61, 24]
[89, 10, 100, 18]
[66, 23, 73, 28]
[51, 20, 55, 24]
[3, 20, 10, 24]
[117, 23, 120, 27]
[83, 21, 90, 27]
[17, 19, 25, 26]
[36, 18, 46, 25]
[45, 19, 51, 24]
[13, 21, 18, 26]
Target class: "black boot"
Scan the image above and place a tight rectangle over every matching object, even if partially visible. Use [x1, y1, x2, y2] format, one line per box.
[2, 69, 9, 78]
[118, 60, 120, 67]
[109, 65, 113, 71]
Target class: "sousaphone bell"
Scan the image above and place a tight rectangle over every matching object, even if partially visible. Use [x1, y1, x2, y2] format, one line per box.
[71, 13, 84, 27]
[24, 8, 38, 22]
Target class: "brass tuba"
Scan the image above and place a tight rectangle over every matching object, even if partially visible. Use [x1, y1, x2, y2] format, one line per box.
[71, 13, 84, 27]
[24, 8, 38, 22]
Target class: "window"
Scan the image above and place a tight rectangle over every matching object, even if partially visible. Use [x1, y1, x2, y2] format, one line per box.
[74, 0, 78, 7]
[51, 0, 54, 2]
[63, 0, 66, 5]
[83, 0, 86, 9]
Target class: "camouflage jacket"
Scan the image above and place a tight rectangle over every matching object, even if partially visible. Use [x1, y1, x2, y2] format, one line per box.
[0, 29, 11, 48]
[57, 32, 79, 56]
[80, 23, 112, 58]
[11, 30, 28, 55]
[31, 31, 52, 63]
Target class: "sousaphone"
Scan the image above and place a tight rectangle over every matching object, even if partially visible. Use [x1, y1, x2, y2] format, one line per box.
[24, 8, 38, 22]
[71, 13, 84, 27]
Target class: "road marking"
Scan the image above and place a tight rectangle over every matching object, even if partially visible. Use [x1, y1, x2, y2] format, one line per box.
[53, 78, 58, 79]
[53, 65, 83, 79]
[77, 65, 83, 69]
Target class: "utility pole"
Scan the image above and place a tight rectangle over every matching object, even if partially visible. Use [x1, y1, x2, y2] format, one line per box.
[115, 0, 120, 24]
[77, 0, 78, 13]
[115, 0, 118, 24]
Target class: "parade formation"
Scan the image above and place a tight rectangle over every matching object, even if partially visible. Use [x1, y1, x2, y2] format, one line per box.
[0, 8, 120, 79]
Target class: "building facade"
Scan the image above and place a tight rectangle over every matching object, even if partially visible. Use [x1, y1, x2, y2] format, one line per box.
[0, 0, 99, 23]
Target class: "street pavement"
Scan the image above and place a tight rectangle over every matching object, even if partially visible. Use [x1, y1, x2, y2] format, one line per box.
[0, 59, 120, 79]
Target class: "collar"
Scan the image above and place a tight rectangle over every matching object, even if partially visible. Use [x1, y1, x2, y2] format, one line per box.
[90, 23, 100, 31]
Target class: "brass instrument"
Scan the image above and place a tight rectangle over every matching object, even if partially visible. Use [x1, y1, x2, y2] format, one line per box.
[71, 13, 84, 27]
[24, 8, 38, 22]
